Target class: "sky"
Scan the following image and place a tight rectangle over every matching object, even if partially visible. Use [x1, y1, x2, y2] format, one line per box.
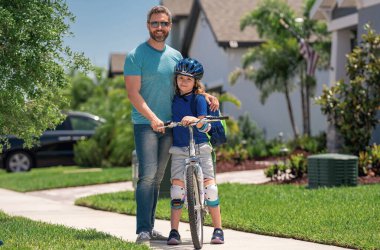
[64, 0, 160, 69]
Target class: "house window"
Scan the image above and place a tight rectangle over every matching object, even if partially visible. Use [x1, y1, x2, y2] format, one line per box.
[206, 85, 223, 95]
[350, 29, 357, 51]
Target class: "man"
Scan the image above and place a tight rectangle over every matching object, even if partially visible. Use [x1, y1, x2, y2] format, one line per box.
[124, 5, 218, 244]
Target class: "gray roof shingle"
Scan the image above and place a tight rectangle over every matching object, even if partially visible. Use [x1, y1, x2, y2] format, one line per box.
[201, 0, 262, 44]
[200, 0, 304, 44]
[163, 0, 305, 54]
[160, 0, 194, 19]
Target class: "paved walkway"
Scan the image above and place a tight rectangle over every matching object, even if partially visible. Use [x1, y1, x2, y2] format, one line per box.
[0, 169, 350, 250]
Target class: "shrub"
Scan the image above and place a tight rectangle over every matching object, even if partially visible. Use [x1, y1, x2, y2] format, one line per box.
[222, 113, 268, 161]
[74, 138, 102, 167]
[265, 162, 288, 181]
[217, 144, 249, 163]
[265, 153, 307, 181]
[288, 132, 327, 154]
[72, 75, 134, 167]
[316, 25, 380, 155]
[246, 141, 269, 158]
[238, 113, 265, 142]
[358, 144, 380, 176]
[288, 153, 308, 178]
[266, 137, 285, 157]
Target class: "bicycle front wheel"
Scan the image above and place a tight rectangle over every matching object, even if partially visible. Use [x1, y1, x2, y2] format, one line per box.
[186, 164, 204, 249]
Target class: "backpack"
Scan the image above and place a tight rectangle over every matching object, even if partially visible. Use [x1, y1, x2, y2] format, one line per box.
[190, 94, 227, 147]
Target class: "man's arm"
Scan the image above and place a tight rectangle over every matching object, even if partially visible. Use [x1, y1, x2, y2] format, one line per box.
[124, 75, 164, 132]
[202, 92, 219, 111]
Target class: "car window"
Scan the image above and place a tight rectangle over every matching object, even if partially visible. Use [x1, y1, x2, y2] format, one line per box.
[47, 119, 71, 131]
[54, 121, 69, 130]
[69, 116, 101, 130]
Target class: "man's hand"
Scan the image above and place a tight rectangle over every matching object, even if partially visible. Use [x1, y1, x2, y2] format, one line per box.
[204, 93, 219, 111]
[151, 117, 165, 133]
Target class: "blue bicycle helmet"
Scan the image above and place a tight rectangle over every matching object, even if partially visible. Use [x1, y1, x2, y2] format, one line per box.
[174, 58, 204, 80]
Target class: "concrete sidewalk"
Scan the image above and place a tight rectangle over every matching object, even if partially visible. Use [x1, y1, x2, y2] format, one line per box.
[25, 169, 270, 204]
[0, 170, 350, 250]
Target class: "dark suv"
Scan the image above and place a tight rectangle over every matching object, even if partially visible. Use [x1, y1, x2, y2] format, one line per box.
[0, 111, 104, 172]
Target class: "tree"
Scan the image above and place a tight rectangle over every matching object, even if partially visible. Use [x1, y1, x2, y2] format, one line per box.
[66, 68, 135, 166]
[294, 0, 330, 136]
[230, 38, 300, 138]
[230, 0, 330, 138]
[230, 0, 300, 138]
[0, 0, 90, 149]
[316, 25, 380, 155]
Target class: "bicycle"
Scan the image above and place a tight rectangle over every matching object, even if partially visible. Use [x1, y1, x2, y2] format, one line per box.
[160, 115, 228, 249]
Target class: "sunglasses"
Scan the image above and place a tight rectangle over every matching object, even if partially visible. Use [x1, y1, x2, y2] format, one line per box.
[149, 21, 170, 28]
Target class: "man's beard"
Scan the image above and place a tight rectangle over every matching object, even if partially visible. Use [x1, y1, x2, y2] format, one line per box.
[149, 30, 169, 42]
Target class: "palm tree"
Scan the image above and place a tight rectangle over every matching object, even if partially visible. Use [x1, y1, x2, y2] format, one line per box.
[230, 38, 300, 138]
[230, 0, 330, 138]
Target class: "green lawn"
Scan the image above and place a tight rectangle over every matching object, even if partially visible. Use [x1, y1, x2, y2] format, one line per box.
[76, 183, 380, 250]
[0, 211, 147, 250]
[0, 166, 132, 192]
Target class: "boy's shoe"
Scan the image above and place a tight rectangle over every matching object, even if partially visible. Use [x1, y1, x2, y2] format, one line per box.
[150, 229, 167, 241]
[211, 228, 224, 244]
[136, 231, 151, 244]
[167, 229, 182, 245]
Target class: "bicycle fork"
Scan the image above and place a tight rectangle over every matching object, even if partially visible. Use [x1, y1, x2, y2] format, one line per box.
[184, 157, 207, 213]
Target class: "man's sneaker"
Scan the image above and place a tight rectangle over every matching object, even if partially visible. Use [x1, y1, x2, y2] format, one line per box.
[167, 229, 182, 245]
[136, 231, 151, 244]
[211, 228, 224, 244]
[150, 229, 167, 241]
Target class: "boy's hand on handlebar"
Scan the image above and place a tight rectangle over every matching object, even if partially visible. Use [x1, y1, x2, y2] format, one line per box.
[181, 116, 199, 126]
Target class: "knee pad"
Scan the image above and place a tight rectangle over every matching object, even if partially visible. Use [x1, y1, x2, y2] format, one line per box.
[170, 185, 185, 209]
[204, 184, 219, 207]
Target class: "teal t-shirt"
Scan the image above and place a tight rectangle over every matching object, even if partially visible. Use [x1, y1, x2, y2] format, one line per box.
[124, 42, 182, 124]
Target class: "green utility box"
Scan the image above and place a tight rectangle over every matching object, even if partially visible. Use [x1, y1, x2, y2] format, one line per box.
[307, 153, 358, 188]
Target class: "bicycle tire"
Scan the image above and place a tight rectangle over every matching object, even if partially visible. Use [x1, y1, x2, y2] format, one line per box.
[186, 164, 204, 249]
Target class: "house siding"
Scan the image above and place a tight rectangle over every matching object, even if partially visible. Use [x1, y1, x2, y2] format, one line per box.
[358, 4, 380, 37]
[311, 1, 380, 148]
[186, 11, 328, 140]
[358, 4, 380, 144]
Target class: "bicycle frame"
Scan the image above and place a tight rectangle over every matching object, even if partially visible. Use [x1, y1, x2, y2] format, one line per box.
[183, 125, 205, 212]
[160, 115, 228, 249]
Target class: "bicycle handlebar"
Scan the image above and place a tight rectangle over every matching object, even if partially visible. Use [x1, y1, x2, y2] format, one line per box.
[161, 115, 229, 129]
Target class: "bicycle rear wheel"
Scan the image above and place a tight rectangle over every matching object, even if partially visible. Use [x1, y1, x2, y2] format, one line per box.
[186, 164, 204, 249]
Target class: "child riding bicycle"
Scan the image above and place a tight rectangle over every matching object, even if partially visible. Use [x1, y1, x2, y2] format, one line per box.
[167, 58, 224, 245]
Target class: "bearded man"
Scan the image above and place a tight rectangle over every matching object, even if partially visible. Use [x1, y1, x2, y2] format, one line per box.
[124, 5, 218, 244]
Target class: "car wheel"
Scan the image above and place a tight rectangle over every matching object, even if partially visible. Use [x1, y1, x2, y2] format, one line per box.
[5, 151, 34, 172]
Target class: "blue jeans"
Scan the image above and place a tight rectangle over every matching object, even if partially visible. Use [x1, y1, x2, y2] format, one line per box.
[134, 124, 172, 234]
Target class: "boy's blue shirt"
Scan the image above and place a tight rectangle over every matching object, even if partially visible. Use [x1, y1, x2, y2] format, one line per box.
[124, 42, 182, 124]
[172, 93, 209, 147]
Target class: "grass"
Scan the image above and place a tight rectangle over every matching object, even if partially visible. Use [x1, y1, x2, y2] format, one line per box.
[0, 166, 132, 192]
[0, 211, 147, 250]
[76, 183, 380, 250]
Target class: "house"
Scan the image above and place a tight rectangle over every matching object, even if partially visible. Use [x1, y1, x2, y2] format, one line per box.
[162, 0, 329, 140]
[108, 53, 126, 78]
[310, 0, 380, 149]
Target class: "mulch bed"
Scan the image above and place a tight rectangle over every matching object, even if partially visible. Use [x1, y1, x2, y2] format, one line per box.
[264, 175, 380, 185]
[216, 159, 270, 173]
[216, 159, 380, 185]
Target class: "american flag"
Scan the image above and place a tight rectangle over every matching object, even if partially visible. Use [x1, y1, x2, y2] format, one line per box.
[299, 38, 319, 76]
